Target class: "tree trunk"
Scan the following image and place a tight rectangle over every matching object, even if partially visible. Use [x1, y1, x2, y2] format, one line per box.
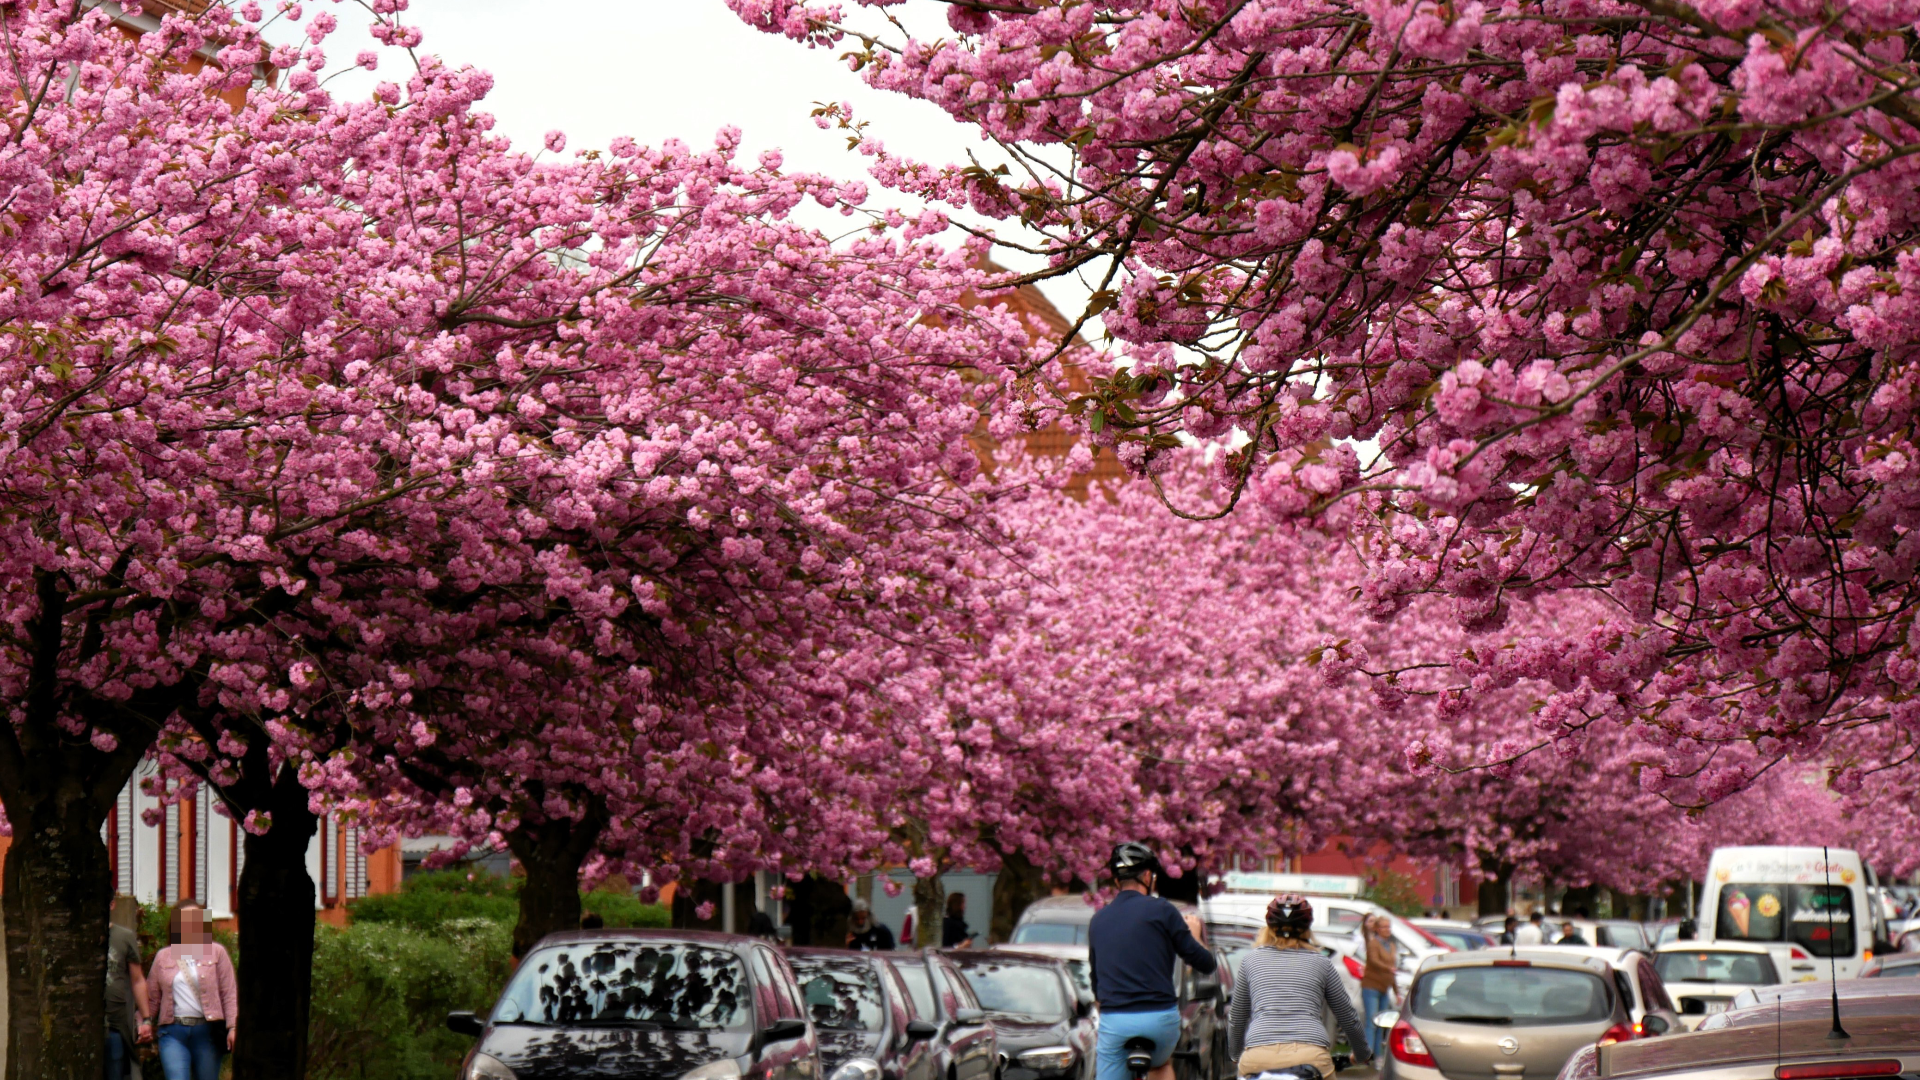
[504, 801, 606, 958]
[231, 770, 320, 1080]
[2, 795, 112, 1080]
[1560, 884, 1598, 920]
[1476, 869, 1512, 917]
[990, 851, 1044, 945]
[912, 873, 945, 949]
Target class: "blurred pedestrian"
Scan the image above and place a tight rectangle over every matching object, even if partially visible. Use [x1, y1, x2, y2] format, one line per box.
[1677, 917, 1697, 941]
[1556, 921, 1588, 946]
[580, 912, 604, 930]
[1498, 916, 1518, 945]
[943, 893, 975, 948]
[1360, 915, 1398, 1058]
[106, 896, 149, 1080]
[148, 900, 237, 1080]
[749, 910, 781, 941]
[848, 899, 896, 951]
[1513, 911, 1546, 945]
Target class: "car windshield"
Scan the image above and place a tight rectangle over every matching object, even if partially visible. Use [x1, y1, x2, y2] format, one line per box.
[890, 961, 937, 1019]
[1429, 930, 1487, 952]
[954, 959, 1070, 1020]
[1716, 884, 1855, 957]
[1011, 922, 1087, 945]
[494, 942, 749, 1028]
[1654, 951, 1778, 986]
[1411, 967, 1612, 1027]
[790, 956, 886, 1032]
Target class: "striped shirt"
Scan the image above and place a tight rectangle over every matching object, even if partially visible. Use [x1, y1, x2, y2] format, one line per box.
[1228, 946, 1370, 1059]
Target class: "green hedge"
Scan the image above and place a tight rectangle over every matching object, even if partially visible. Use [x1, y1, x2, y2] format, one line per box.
[308, 918, 513, 1080]
[347, 869, 669, 932]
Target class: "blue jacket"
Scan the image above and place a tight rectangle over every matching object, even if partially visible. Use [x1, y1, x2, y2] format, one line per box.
[1087, 890, 1218, 1012]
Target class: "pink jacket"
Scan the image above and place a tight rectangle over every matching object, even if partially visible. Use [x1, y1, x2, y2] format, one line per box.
[147, 944, 238, 1026]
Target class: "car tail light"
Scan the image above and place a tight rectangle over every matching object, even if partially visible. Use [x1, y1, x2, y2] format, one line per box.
[1863, 950, 1873, 961]
[1598, 1024, 1634, 1046]
[1390, 1019, 1436, 1068]
[1790, 946, 1813, 960]
[1774, 1062, 1903, 1079]
[1343, 955, 1366, 979]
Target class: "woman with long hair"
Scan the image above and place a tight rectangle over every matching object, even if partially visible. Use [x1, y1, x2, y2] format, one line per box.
[146, 900, 238, 1080]
[1228, 895, 1371, 1078]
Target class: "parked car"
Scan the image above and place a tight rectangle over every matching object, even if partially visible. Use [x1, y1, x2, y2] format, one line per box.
[446, 930, 820, 1080]
[1533, 946, 1682, 1038]
[879, 951, 999, 1080]
[1554, 982, 1920, 1080]
[1703, 976, 1920, 1027]
[1650, 941, 1779, 1029]
[1010, 895, 1099, 946]
[789, 948, 943, 1080]
[1376, 949, 1637, 1080]
[987, 943, 1094, 1010]
[1412, 919, 1496, 953]
[944, 951, 1096, 1080]
[1859, 952, 1920, 977]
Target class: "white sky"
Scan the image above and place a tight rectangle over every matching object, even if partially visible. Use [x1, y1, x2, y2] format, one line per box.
[314, 0, 1097, 325]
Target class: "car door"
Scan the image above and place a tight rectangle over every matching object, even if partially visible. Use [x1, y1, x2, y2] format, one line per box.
[755, 945, 819, 1080]
[885, 961, 939, 1080]
[935, 956, 997, 1080]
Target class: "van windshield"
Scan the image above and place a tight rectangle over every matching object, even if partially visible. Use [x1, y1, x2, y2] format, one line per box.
[1411, 967, 1612, 1027]
[1716, 884, 1855, 957]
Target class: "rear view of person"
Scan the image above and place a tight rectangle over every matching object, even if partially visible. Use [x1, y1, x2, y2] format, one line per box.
[1229, 894, 1370, 1078]
[1089, 842, 1217, 1080]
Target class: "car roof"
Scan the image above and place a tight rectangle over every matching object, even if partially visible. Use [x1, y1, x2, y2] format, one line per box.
[1420, 948, 1616, 975]
[1524, 944, 1643, 966]
[990, 943, 1089, 961]
[1714, 981, 1920, 1024]
[1016, 895, 1098, 923]
[787, 947, 889, 960]
[1412, 919, 1478, 929]
[531, 929, 757, 949]
[1875, 953, 1920, 969]
[1654, 940, 1775, 955]
[1600, 1006, 1920, 1077]
[944, 948, 1065, 969]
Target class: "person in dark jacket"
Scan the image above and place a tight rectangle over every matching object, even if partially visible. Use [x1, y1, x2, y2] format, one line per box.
[849, 899, 897, 951]
[1498, 915, 1518, 945]
[942, 893, 975, 948]
[1088, 843, 1218, 1080]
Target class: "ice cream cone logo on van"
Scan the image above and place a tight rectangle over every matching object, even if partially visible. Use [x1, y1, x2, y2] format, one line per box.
[1727, 892, 1751, 936]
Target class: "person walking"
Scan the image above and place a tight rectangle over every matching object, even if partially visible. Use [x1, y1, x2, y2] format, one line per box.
[942, 893, 975, 949]
[848, 899, 897, 951]
[1359, 915, 1398, 1060]
[147, 900, 237, 1080]
[1497, 916, 1518, 946]
[1512, 911, 1546, 945]
[105, 897, 149, 1080]
[1228, 894, 1370, 1078]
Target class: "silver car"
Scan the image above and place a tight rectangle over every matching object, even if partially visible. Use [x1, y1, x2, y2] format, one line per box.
[1379, 950, 1636, 1080]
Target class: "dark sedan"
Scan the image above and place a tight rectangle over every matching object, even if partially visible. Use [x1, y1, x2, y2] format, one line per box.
[447, 930, 819, 1080]
[789, 949, 942, 1080]
[945, 951, 1095, 1080]
[880, 950, 999, 1080]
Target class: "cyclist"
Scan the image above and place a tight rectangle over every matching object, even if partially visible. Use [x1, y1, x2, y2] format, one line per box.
[1088, 843, 1218, 1080]
[1228, 894, 1370, 1078]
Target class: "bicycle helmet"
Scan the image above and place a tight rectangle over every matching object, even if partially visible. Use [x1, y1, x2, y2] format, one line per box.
[1107, 842, 1163, 883]
[1266, 892, 1314, 932]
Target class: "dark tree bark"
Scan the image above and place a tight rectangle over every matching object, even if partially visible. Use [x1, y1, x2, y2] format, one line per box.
[0, 571, 171, 1080]
[990, 850, 1044, 945]
[911, 872, 945, 949]
[504, 797, 608, 958]
[230, 767, 320, 1080]
[1476, 867, 1513, 917]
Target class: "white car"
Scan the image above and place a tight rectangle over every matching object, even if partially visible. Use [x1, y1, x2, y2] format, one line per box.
[1529, 945, 1684, 1038]
[1650, 940, 1781, 1029]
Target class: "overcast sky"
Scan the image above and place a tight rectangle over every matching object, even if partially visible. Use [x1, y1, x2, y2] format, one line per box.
[321, 0, 1094, 321]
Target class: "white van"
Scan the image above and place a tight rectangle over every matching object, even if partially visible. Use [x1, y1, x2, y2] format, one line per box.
[1700, 846, 1873, 981]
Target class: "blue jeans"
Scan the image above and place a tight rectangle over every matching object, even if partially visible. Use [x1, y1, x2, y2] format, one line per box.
[1097, 1007, 1183, 1080]
[105, 1029, 127, 1080]
[157, 1023, 222, 1080]
[1361, 988, 1392, 1058]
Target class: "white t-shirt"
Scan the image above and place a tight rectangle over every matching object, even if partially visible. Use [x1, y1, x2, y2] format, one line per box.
[172, 954, 205, 1020]
[1513, 923, 1545, 945]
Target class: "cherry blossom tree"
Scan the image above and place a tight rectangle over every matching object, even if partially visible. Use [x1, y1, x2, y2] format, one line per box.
[734, 0, 1920, 794]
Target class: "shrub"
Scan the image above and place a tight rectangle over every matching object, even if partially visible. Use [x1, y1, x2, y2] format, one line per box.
[581, 888, 671, 929]
[349, 869, 668, 932]
[307, 918, 513, 1080]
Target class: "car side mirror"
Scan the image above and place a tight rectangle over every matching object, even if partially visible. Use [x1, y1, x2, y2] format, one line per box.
[763, 1018, 809, 1043]
[1642, 1015, 1671, 1037]
[446, 1011, 485, 1038]
[905, 1019, 939, 1042]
